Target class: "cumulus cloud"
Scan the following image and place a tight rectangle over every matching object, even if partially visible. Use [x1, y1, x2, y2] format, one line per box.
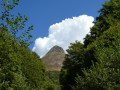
[32, 15, 94, 57]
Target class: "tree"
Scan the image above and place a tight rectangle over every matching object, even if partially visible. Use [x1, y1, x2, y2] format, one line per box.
[74, 22, 120, 90]
[0, 0, 33, 89]
[84, 0, 120, 47]
[60, 0, 120, 89]
[47, 71, 61, 90]
[0, 1, 56, 89]
[0, 0, 33, 47]
[0, 30, 28, 89]
[60, 41, 85, 90]
[20, 50, 47, 89]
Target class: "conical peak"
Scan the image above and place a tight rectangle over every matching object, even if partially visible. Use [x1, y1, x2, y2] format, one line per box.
[48, 45, 65, 53]
[42, 45, 65, 71]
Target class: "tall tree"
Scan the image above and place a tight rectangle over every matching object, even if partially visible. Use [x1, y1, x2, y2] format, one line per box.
[0, 0, 33, 89]
[84, 0, 120, 47]
[0, 29, 28, 89]
[60, 41, 85, 90]
[0, 1, 57, 89]
[60, 0, 120, 90]
[75, 22, 120, 89]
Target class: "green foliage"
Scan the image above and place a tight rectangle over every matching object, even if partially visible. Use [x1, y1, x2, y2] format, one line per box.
[0, 0, 33, 47]
[0, 0, 31, 89]
[0, 0, 54, 90]
[60, 0, 120, 90]
[75, 46, 120, 89]
[47, 71, 61, 90]
[42, 81, 56, 90]
[0, 31, 48, 89]
[60, 41, 85, 90]
[0, 30, 28, 89]
[74, 22, 120, 90]
[84, 0, 120, 47]
[20, 50, 47, 89]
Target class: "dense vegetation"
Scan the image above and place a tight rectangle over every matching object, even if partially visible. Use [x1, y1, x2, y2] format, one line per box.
[1, 0, 120, 90]
[47, 71, 61, 90]
[60, 0, 120, 90]
[0, 0, 56, 89]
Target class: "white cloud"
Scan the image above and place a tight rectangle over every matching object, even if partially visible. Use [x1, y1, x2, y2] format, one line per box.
[32, 15, 94, 57]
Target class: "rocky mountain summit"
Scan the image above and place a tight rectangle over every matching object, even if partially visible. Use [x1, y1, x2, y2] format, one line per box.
[42, 45, 65, 71]
[47, 45, 65, 53]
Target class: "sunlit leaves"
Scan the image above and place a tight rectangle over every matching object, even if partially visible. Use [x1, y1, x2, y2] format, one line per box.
[0, 0, 33, 47]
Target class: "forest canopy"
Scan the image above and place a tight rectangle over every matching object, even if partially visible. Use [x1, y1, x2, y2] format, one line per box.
[1, 0, 120, 90]
[60, 0, 120, 90]
[0, 0, 56, 89]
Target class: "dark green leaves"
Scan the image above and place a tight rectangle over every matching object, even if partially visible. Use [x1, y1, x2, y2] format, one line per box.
[60, 0, 120, 90]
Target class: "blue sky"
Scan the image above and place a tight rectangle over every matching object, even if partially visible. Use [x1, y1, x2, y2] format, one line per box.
[1, 0, 109, 57]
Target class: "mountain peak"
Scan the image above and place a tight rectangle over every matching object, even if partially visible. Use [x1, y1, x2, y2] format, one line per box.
[42, 45, 65, 71]
[48, 45, 65, 53]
